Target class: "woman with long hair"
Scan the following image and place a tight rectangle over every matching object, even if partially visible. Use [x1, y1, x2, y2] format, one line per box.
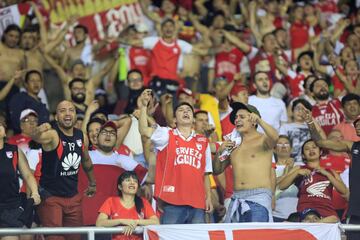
[0, 122, 41, 240]
[96, 171, 159, 239]
[278, 139, 348, 223]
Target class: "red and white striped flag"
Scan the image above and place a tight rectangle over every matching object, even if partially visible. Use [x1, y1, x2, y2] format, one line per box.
[144, 223, 341, 240]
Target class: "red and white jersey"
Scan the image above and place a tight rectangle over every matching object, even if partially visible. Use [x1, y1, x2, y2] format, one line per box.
[285, 70, 307, 98]
[215, 48, 245, 81]
[312, 99, 344, 135]
[290, 22, 310, 49]
[89, 149, 147, 184]
[127, 46, 152, 86]
[143, 37, 192, 82]
[151, 127, 212, 209]
[295, 166, 337, 218]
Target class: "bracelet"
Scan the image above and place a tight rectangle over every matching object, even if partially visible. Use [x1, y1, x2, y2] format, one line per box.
[306, 121, 314, 125]
[89, 182, 96, 187]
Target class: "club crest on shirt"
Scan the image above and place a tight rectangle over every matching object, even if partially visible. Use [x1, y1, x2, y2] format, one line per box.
[76, 140, 82, 147]
[196, 143, 202, 151]
[6, 151, 13, 158]
[62, 141, 67, 146]
[173, 48, 179, 54]
[354, 149, 359, 155]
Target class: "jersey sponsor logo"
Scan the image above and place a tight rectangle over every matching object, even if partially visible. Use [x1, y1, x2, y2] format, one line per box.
[306, 180, 331, 199]
[175, 147, 202, 169]
[6, 151, 13, 158]
[76, 139, 82, 147]
[162, 185, 175, 193]
[314, 113, 339, 127]
[61, 152, 81, 176]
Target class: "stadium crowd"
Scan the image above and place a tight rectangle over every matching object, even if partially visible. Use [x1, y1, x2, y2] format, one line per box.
[0, 0, 360, 239]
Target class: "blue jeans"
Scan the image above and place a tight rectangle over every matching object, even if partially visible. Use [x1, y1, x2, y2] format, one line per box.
[236, 201, 269, 222]
[161, 204, 205, 224]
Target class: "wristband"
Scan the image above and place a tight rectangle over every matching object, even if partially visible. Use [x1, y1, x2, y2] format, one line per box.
[89, 182, 96, 187]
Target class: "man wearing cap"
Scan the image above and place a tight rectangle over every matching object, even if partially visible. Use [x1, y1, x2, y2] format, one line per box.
[213, 102, 278, 223]
[31, 100, 96, 240]
[310, 78, 344, 135]
[300, 208, 321, 223]
[9, 70, 50, 133]
[308, 117, 360, 240]
[81, 121, 148, 225]
[139, 89, 213, 224]
[248, 71, 288, 133]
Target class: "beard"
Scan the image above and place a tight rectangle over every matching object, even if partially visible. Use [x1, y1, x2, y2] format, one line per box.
[315, 91, 329, 101]
[98, 143, 113, 153]
[71, 93, 86, 104]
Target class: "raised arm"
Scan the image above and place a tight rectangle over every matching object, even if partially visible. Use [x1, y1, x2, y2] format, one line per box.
[29, 2, 47, 44]
[31, 123, 59, 150]
[43, 53, 68, 85]
[138, 89, 156, 138]
[212, 140, 233, 175]
[115, 115, 132, 149]
[222, 30, 251, 53]
[18, 149, 41, 205]
[82, 135, 96, 197]
[81, 100, 100, 133]
[0, 70, 21, 101]
[251, 114, 279, 149]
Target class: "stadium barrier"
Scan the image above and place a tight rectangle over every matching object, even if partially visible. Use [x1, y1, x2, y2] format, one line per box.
[0, 224, 359, 240]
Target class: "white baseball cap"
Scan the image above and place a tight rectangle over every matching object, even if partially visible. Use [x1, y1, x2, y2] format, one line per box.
[135, 23, 149, 33]
[20, 109, 38, 121]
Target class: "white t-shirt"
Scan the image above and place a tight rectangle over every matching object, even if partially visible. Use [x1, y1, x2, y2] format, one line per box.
[151, 127, 213, 173]
[248, 95, 288, 133]
[279, 123, 310, 164]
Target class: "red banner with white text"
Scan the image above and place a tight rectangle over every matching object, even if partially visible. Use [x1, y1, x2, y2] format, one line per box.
[144, 223, 341, 240]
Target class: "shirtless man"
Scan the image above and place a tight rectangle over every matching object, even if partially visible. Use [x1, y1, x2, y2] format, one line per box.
[0, 24, 25, 106]
[213, 102, 278, 222]
[62, 25, 91, 69]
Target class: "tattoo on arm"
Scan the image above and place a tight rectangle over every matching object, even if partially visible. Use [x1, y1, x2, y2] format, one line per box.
[308, 122, 321, 141]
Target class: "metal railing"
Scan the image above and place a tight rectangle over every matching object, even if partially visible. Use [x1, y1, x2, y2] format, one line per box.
[0, 224, 359, 240]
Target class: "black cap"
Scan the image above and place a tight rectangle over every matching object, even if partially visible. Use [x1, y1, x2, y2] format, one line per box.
[230, 102, 261, 125]
[300, 208, 321, 221]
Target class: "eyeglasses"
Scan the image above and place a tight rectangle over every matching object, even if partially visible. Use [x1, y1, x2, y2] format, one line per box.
[128, 78, 143, 83]
[277, 143, 290, 147]
[100, 130, 117, 137]
[21, 118, 38, 124]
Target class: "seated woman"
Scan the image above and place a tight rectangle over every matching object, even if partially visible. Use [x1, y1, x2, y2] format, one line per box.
[96, 171, 159, 239]
[278, 139, 348, 223]
[273, 135, 298, 222]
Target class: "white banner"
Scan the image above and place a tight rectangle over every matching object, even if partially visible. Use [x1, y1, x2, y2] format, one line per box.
[144, 223, 341, 240]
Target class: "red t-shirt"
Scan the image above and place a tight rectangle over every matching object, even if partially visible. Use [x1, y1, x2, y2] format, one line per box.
[143, 37, 192, 82]
[312, 99, 344, 135]
[290, 22, 309, 49]
[295, 166, 337, 218]
[154, 129, 209, 209]
[285, 71, 306, 98]
[98, 196, 156, 240]
[215, 48, 245, 81]
[320, 154, 350, 210]
[128, 47, 152, 86]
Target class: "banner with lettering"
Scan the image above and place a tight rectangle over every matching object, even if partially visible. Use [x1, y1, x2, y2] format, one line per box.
[40, 0, 143, 45]
[144, 223, 341, 240]
[0, 3, 31, 37]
